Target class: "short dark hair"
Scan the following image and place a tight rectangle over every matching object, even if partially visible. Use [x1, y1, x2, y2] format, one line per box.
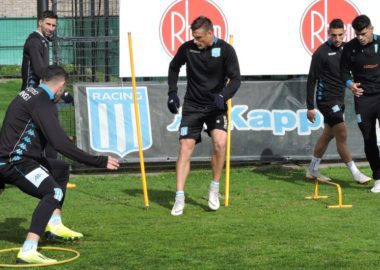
[190, 16, 213, 32]
[39, 10, 58, 21]
[41, 65, 68, 82]
[329, 18, 344, 30]
[352, 15, 371, 31]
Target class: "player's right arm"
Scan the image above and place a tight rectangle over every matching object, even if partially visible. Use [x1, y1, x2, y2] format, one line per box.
[27, 37, 47, 79]
[167, 43, 187, 113]
[168, 43, 187, 95]
[306, 52, 320, 111]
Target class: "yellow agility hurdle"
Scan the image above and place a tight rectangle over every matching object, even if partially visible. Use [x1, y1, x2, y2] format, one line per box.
[305, 178, 352, 209]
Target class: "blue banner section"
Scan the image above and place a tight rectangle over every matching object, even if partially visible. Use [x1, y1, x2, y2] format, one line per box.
[86, 87, 152, 158]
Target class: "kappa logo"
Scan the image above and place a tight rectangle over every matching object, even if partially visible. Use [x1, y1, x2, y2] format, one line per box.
[25, 167, 49, 188]
[300, 0, 360, 55]
[87, 87, 153, 158]
[167, 106, 324, 136]
[159, 0, 228, 58]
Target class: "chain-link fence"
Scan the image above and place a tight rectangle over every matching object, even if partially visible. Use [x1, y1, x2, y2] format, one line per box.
[0, 0, 119, 82]
[0, 0, 120, 170]
[52, 0, 120, 85]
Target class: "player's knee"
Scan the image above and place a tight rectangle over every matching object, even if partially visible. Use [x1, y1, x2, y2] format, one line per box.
[213, 140, 226, 153]
[179, 139, 196, 152]
[42, 187, 64, 206]
[336, 132, 347, 142]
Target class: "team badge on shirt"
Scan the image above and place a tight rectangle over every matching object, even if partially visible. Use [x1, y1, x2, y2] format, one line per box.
[331, 105, 340, 113]
[211, 48, 221, 58]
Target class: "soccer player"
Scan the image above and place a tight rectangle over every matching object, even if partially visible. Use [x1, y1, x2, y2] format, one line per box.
[21, 10, 72, 162]
[0, 66, 119, 264]
[306, 18, 371, 184]
[341, 15, 380, 192]
[22, 11, 53, 90]
[167, 16, 241, 216]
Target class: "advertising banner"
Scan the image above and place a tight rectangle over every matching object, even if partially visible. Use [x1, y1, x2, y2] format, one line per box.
[119, 0, 380, 77]
[74, 80, 366, 163]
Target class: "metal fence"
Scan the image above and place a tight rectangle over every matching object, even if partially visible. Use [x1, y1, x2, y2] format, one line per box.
[0, 0, 120, 83]
[0, 0, 120, 169]
[52, 0, 120, 85]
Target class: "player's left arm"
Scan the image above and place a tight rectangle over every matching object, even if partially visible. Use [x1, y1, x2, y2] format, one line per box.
[32, 98, 108, 168]
[220, 45, 241, 100]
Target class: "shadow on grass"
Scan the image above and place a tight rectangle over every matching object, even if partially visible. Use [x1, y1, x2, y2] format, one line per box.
[252, 165, 307, 186]
[123, 189, 210, 211]
[0, 218, 28, 243]
[74, 188, 131, 206]
[252, 165, 369, 190]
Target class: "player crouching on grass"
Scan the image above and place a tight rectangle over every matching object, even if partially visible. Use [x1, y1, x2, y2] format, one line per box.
[167, 16, 241, 216]
[0, 65, 119, 264]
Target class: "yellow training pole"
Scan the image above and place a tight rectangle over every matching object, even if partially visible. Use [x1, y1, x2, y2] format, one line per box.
[225, 35, 233, 207]
[128, 32, 149, 208]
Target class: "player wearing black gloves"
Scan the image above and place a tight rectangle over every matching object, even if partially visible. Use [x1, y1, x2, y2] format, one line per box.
[167, 16, 241, 216]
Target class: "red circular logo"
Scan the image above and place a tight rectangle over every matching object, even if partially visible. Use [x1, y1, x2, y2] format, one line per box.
[160, 0, 228, 58]
[300, 0, 360, 55]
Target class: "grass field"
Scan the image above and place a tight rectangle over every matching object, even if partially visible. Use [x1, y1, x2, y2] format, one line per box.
[0, 79, 20, 126]
[0, 165, 379, 269]
[0, 79, 379, 269]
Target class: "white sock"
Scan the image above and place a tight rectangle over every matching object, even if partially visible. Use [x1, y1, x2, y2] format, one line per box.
[210, 181, 220, 191]
[309, 156, 321, 172]
[48, 214, 62, 227]
[175, 191, 185, 200]
[21, 240, 37, 253]
[346, 161, 359, 175]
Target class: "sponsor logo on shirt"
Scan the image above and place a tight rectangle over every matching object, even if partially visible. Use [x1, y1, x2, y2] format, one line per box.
[363, 64, 379, 69]
[189, 49, 200, 54]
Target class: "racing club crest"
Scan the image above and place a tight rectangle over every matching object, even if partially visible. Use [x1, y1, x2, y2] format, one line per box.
[86, 87, 152, 158]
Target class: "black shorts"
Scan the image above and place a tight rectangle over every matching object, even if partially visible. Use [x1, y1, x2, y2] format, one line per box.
[317, 101, 345, 127]
[0, 157, 69, 203]
[179, 103, 227, 143]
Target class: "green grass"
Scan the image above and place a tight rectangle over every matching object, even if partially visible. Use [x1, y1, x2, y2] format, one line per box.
[0, 79, 20, 126]
[0, 79, 75, 136]
[0, 166, 379, 269]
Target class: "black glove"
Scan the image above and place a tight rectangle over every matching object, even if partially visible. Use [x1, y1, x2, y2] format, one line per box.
[167, 91, 180, 114]
[213, 93, 226, 110]
[61, 92, 74, 104]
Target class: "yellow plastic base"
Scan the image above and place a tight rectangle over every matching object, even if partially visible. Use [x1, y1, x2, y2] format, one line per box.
[328, 205, 353, 209]
[305, 195, 328, 199]
[66, 183, 77, 189]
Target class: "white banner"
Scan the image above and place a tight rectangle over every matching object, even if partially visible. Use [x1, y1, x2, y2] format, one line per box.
[120, 0, 380, 77]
